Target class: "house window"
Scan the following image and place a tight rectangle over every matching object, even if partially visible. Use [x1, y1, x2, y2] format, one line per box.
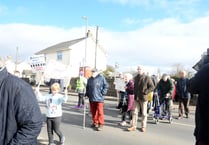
[57, 51, 63, 61]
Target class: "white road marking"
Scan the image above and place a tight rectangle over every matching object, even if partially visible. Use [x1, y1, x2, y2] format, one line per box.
[172, 122, 195, 128]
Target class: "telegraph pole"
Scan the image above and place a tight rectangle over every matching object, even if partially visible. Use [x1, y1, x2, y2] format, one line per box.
[82, 16, 88, 129]
[94, 26, 98, 69]
[82, 16, 88, 67]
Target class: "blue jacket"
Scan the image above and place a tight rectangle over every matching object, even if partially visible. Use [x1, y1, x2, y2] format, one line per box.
[85, 74, 108, 102]
[0, 68, 43, 145]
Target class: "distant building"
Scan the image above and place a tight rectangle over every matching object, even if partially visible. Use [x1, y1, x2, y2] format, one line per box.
[5, 58, 32, 77]
[35, 31, 107, 77]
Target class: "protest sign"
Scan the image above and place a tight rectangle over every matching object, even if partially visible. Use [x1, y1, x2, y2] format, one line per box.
[44, 60, 71, 80]
[114, 78, 126, 92]
[29, 54, 46, 72]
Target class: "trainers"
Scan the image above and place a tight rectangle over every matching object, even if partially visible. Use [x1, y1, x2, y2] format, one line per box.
[97, 125, 104, 131]
[177, 115, 182, 120]
[119, 121, 127, 126]
[59, 136, 65, 145]
[140, 127, 146, 132]
[127, 126, 136, 131]
[75, 105, 80, 109]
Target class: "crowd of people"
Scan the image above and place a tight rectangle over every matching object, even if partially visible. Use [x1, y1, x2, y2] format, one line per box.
[1, 48, 209, 145]
[115, 67, 192, 128]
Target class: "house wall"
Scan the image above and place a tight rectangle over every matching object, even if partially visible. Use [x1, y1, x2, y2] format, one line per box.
[45, 50, 70, 65]
[42, 37, 107, 78]
[68, 37, 107, 74]
[69, 39, 106, 77]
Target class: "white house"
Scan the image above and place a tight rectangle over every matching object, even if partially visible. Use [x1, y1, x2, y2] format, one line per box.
[35, 31, 108, 77]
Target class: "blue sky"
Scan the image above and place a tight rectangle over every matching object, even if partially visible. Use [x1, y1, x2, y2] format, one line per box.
[1, 0, 209, 31]
[1, 0, 209, 73]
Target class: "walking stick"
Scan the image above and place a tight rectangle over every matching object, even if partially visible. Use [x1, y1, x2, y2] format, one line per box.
[83, 97, 86, 129]
[36, 72, 44, 91]
[83, 89, 88, 129]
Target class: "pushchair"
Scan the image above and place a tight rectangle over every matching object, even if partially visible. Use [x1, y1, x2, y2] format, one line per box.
[153, 94, 172, 124]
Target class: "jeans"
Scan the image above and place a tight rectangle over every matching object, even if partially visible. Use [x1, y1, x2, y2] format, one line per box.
[122, 110, 132, 121]
[121, 98, 132, 121]
[178, 97, 190, 116]
[47, 117, 63, 144]
[78, 93, 84, 106]
[117, 92, 127, 109]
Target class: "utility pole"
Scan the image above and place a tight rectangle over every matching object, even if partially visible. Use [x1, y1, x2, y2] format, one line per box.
[81, 16, 88, 130]
[82, 16, 88, 67]
[94, 26, 98, 69]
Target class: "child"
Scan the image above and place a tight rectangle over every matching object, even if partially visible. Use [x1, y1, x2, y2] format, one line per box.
[36, 83, 68, 145]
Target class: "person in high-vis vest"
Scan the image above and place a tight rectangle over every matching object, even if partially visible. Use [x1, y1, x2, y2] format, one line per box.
[75, 71, 87, 109]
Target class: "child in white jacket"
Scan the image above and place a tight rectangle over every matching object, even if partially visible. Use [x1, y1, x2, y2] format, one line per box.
[36, 83, 68, 145]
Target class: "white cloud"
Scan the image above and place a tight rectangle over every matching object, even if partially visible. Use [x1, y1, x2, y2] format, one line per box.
[1, 16, 209, 74]
[0, 23, 85, 60]
[100, 0, 201, 21]
[123, 17, 153, 26]
[123, 18, 137, 25]
[98, 16, 209, 73]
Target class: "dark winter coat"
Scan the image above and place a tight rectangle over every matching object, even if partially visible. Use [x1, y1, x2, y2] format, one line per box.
[126, 79, 134, 95]
[188, 64, 209, 144]
[156, 79, 174, 100]
[134, 74, 154, 101]
[176, 78, 191, 99]
[85, 74, 108, 102]
[0, 68, 43, 145]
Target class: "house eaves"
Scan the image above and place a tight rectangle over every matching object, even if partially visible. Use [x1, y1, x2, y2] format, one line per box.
[35, 37, 85, 54]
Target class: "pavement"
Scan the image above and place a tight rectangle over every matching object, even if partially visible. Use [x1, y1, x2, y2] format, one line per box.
[37, 87, 196, 145]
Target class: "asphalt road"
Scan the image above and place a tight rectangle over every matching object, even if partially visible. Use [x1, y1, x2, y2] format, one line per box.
[37, 92, 195, 145]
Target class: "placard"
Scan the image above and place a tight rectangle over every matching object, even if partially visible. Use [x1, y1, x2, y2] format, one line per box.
[29, 54, 46, 72]
[114, 78, 126, 92]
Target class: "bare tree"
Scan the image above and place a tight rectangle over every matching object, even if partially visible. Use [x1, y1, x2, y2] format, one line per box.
[102, 65, 115, 78]
[157, 68, 161, 78]
[170, 63, 184, 77]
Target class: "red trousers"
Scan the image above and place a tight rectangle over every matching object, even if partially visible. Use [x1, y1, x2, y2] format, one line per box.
[90, 102, 104, 125]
